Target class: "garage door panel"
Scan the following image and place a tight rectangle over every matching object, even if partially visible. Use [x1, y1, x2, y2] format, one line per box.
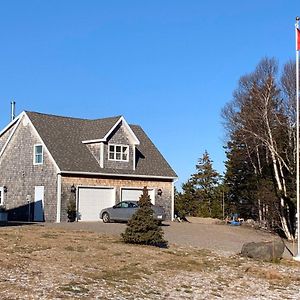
[121, 188, 155, 204]
[78, 187, 115, 221]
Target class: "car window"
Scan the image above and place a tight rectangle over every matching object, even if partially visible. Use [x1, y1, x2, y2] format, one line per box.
[120, 202, 129, 208]
[128, 202, 138, 208]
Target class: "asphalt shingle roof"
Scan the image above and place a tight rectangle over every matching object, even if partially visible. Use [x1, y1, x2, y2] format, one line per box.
[26, 111, 177, 178]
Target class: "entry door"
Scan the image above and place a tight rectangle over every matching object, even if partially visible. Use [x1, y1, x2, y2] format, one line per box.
[34, 186, 44, 221]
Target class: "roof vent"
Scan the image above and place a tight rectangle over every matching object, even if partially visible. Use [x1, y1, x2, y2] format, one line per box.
[10, 101, 16, 121]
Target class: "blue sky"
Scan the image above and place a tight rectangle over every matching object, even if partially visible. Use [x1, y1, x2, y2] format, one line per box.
[0, 1, 297, 188]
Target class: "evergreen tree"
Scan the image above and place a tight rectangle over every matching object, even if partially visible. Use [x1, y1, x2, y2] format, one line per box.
[121, 187, 168, 248]
[175, 151, 222, 219]
[192, 151, 222, 218]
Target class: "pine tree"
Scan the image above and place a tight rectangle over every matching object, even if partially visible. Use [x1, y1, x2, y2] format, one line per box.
[192, 151, 222, 218]
[121, 187, 168, 248]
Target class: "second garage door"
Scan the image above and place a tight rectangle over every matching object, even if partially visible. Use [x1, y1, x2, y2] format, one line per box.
[78, 187, 115, 221]
[121, 188, 155, 204]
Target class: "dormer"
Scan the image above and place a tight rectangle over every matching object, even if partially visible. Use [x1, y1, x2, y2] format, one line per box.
[82, 116, 140, 171]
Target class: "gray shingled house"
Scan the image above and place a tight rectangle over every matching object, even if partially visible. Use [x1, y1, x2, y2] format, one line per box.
[0, 111, 177, 222]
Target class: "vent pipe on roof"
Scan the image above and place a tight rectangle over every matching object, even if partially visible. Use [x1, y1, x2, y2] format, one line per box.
[10, 101, 16, 121]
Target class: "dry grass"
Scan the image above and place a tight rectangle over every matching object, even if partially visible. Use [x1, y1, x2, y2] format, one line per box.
[0, 225, 298, 299]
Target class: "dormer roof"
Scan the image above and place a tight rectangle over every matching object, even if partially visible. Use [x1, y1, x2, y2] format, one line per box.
[23, 111, 176, 179]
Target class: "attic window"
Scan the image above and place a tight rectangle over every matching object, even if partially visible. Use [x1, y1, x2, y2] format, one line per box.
[108, 144, 129, 161]
[34, 144, 43, 165]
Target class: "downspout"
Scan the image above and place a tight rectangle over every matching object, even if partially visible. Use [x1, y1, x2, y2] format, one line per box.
[56, 173, 62, 223]
[171, 178, 178, 221]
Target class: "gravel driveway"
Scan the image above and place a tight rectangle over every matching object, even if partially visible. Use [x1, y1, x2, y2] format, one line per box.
[47, 221, 295, 258]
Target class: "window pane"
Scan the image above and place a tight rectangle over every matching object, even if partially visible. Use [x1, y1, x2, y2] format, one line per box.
[122, 146, 128, 160]
[116, 152, 121, 160]
[109, 152, 114, 159]
[109, 145, 114, 152]
[36, 145, 42, 155]
[116, 146, 121, 153]
[36, 154, 42, 164]
[35, 145, 43, 164]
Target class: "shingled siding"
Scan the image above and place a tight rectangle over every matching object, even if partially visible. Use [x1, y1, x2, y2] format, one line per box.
[86, 143, 100, 164]
[61, 175, 173, 221]
[104, 122, 134, 170]
[0, 117, 58, 222]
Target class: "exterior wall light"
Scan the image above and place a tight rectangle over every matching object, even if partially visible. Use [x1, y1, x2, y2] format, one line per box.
[157, 188, 162, 196]
[3, 186, 7, 193]
[71, 184, 76, 193]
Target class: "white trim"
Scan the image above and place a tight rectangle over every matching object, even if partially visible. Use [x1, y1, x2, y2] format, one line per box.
[60, 170, 177, 180]
[100, 142, 104, 168]
[56, 174, 62, 223]
[132, 145, 136, 171]
[108, 143, 129, 162]
[25, 112, 61, 173]
[171, 179, 178, 221]
[0, 112, 24, 159]
[103, 116, 140, 145]
[0, 112, 22, 137]
[0, 187, 4, 206]
[33, 144, 43, 165]
[81, 116, 140, 145]
[82, 138, 106, 144]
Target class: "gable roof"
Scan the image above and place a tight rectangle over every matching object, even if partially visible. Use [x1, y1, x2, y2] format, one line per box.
[25, 111, 177, 179]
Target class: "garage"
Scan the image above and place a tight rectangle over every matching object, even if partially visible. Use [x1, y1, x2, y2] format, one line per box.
[121, 188, 155, 204]
[78, 187, 115, 221]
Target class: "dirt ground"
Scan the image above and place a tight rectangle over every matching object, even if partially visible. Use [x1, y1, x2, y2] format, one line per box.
[0, 223, 298, 299]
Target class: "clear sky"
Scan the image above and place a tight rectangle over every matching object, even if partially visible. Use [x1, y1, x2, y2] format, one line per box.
[0, 1, 297, 188]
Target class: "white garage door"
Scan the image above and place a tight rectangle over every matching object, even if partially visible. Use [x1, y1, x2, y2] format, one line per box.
[78, 187, 115, 221]
[121, 188, 155, 204]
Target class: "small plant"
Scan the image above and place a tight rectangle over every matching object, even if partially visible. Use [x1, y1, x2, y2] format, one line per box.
[67, 199, 76, 222]
[121, 186, 168, 248]
[0, 204, 7, 212]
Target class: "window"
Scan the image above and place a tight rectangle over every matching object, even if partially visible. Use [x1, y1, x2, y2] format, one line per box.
[108, 144, 129, 161]
[34, 144, 43, 165]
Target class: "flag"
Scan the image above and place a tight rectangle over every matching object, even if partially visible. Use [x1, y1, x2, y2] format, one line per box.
[297, 28, 300, 51]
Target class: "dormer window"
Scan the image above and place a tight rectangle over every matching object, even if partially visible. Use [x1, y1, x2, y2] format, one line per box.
[34, 144, 43, 165]
[108, 144, 129, 161]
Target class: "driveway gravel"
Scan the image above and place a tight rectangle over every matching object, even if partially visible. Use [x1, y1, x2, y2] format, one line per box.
[47, 221, 295, 258]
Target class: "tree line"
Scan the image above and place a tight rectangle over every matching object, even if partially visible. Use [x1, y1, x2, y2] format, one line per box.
[175, 57, 298, 241]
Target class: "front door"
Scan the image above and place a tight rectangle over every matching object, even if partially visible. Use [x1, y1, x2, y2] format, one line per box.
[34, 186, 44, 221]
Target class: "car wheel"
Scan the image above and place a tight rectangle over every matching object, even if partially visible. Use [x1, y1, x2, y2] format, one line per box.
[102, 212, 110, 223]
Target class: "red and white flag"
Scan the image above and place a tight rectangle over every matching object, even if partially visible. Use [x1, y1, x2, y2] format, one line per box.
[297, 28, 300, 50]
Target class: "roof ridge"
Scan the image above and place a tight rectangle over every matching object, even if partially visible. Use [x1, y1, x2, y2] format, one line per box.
[25, 111, 122, 122]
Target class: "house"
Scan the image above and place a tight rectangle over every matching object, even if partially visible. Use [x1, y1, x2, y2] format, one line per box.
[0, 111, 177, 222]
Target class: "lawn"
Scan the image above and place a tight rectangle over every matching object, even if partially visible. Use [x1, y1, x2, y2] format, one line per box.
[0, 225, 299, 299]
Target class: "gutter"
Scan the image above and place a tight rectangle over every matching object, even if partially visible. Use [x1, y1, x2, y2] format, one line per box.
[60, 170, 178, 181]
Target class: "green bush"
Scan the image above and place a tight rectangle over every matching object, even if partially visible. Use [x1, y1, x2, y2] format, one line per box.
[67, 199, 76, 222]
[121, 187, 168, 248]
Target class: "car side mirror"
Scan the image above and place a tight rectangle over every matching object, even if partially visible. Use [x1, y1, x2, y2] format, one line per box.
[113, 205, 116, 209]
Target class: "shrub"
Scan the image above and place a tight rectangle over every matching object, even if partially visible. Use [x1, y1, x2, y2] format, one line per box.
[121, 187, 168, 248]
[67, 199, 76, 222]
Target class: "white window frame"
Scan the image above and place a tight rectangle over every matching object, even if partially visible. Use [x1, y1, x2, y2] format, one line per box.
[0, 187, 4, 205]
[108, 144, 129, 162]
[33, 144, 43, 165]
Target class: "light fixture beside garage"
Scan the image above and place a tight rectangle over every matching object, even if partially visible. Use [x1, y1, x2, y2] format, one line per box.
[157, 188, 162, 196]
[3, 186, 7, 193]
[70, 184, 76, 193]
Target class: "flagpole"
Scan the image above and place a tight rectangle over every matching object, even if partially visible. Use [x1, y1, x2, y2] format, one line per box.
[294, 16, 300, 261]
